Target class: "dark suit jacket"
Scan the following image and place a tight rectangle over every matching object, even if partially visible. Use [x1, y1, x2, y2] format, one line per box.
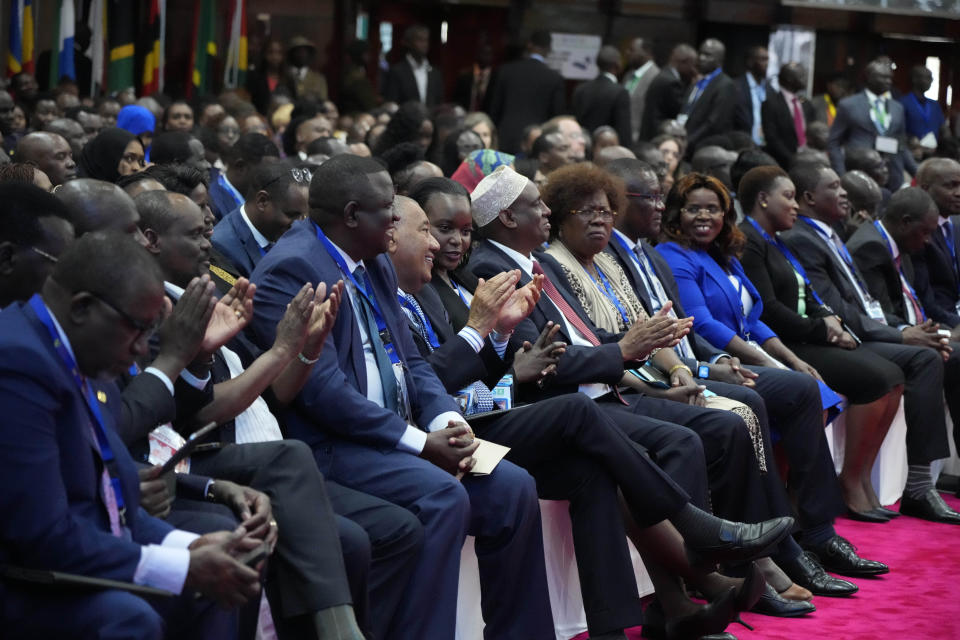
[780, 218, 903, 343]
[410, 281, 509, 393]
[212, 206, 263, 279]
[683, 71, 736, 154]
[827, 91, 918, 191]
[572, 74, 632, 145]
[732, 74, 758, 134]
[468, 241, 625, 398]
[912, 218, 960, 328]
[0, 301, 173, 581]
[488, 56, 565, 154]
[640, 66, 685, 142]
[248, 219, 460, 455]
[761, 90, 816, 169]
[604, 235, 725, 361]
[847, 222, 918, 326]
[738, 221, 832, 344]
[383, 58, 443, 107]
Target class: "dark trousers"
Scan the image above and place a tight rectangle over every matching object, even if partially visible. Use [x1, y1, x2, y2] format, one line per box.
[3, 584, 235, 640]
[471, 393, 690, 634]
[743, 366, 846, 529]
[943, 344, 960, 455]
[188, 440, 353, 621]
[860, 341, 951, 465]
[317, 440, 554, 640]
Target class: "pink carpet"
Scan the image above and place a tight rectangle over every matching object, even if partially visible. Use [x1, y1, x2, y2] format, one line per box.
[572, 492, 960, 640]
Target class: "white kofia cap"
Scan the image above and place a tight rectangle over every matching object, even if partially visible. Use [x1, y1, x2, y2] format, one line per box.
[470, 165, 528, 228]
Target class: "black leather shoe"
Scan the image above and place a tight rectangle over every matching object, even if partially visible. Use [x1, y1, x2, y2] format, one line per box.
[900, 489, 960, 524]
[732, 562, 765, 612]
[846, 507, 890, 523]
[875, 506, 900, 518]
[686, 516, 794, 567]
[641, 589, 736, 640]
[781, 551, 858, 597]
[750, 583, 816, 617]
[803, 535, 889, 577]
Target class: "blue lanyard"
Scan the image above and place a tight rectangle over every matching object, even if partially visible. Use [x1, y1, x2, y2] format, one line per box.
[747, 217, 824, 305]
[28, 295, 127, 522]
[218, 173, 244, 207]
[727, 270, 752, 341]
[613, 233, 661, 304]
[398, 294, 441, 349]
[449, 279, 470, 307]
[873, 221, 926, 321]
[313, 223, 401, 365]
[584, 263, 631, 327]
[799, 215, 868, 284]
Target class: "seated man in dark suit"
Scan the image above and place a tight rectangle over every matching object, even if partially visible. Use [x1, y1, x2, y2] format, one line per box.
[212, 162, 309, 278]
[847, 186, 960, 474]
[572, 45, 632, 148]
[601, 159, 870, 601]
[136, 189, 421, 640]
[0, 232, 261, 639]
[247, 155, 554, 640]
[782, 162, 960, 524]
[392, 184, 792, 637]
[914, 158, 960, 328]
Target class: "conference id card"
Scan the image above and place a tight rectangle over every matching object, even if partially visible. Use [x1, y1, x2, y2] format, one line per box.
[875, 136, 899, 154]
[676, 114, 689, 126]
[920, 132, 938, 150]
[866, 299, 887, 323]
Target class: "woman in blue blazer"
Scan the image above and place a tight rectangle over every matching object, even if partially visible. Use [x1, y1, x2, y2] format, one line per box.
[656, 173, 842, 418]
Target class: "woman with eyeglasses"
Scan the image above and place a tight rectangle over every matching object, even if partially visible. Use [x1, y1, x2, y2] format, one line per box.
[737, 165, 905, 521]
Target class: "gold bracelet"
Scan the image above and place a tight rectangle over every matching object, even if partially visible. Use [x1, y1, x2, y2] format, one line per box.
[668, 364, 692, 377]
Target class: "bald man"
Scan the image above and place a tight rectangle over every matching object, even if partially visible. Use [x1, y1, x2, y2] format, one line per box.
[572, 45, 632, 146]
[641, 43, 698, 141]
[840, 170, 883, 240]
[14, 131, 76, 186]
[681, 38, 737, 155]
[593, 144, 636, 168]
[55, 178, 147, 243]
[44, 117, 86, 159]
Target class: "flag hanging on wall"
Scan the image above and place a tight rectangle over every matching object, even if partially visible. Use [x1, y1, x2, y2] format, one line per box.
[188, 0, 217, 97]
[107, 0, 136, 92]
[48, 0, 76, 86]
[7, 0, 35, 77]
[223, 0, 247, 89]
[141, 0, 163, 95]
[87, 0, 105, 95]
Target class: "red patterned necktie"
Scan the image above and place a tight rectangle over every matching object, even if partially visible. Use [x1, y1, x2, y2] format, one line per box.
[532, 261, 601, 346]
[792, 96, 807, 147]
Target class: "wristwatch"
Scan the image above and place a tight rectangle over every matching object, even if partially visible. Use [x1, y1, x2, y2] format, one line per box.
[697, 363, 711, 380]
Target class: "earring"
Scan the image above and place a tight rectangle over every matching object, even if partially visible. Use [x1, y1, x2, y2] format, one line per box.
[760, 201, 767, 209]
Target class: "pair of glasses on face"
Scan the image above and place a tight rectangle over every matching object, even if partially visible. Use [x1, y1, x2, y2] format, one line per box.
[570, 207, 617, 221]
[625, 192, 665, 205]
[681, 205, 724, 216]
[91, 293, 163, 339]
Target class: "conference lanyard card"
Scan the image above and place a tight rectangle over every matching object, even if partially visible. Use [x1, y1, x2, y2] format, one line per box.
[866, 299, 887, 323]
[875, 136, 899, 154]
[393, 362, 414, 425]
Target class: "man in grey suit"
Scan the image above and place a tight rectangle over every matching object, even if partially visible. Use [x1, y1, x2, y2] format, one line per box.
[622, 38, 658, 145]
[827, 59, 917, 191]
[679, 38, 737, 157]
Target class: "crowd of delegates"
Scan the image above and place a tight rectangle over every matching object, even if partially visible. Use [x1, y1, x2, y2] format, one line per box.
[2, 21, 960, 640]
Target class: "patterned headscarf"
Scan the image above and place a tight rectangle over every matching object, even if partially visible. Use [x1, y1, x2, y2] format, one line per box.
[450, 148, 514, 192]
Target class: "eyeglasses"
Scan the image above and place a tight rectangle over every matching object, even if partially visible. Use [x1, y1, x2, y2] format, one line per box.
[625, 192, 665, 205]
[91, 293, 163, 338]
[262, 167, 313, 190]
[681, 205, 724, 216]
[29, 246, 59, 263]
[570, 207, 617, 221]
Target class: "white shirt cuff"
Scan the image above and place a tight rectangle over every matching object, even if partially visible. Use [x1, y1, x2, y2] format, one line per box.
[427, 410, 466, 433]
[133, 543, 193, 594]
[709, 353, 731, 364]
[162, 529, 201, 549]
[179, 368, 212, 390]
[457, 326, 484, 353]
[489, 330, 512, 358]
[143, 367, 175, 396]
[397, 425, 427, 454]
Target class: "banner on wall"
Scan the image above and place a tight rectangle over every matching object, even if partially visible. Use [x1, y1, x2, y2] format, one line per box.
[545, 33, 602, 81]
[767, 26, 817, 97]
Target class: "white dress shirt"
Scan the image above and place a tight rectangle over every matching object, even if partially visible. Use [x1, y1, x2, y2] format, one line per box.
[406, 54, 430, 103]
[239, 204, 270, 251]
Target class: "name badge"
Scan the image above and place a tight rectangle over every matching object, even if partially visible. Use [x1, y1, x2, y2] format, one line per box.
[866, 298, 887, 323]
[875, 136, 899, 154]
[676, 114, 689, 126]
